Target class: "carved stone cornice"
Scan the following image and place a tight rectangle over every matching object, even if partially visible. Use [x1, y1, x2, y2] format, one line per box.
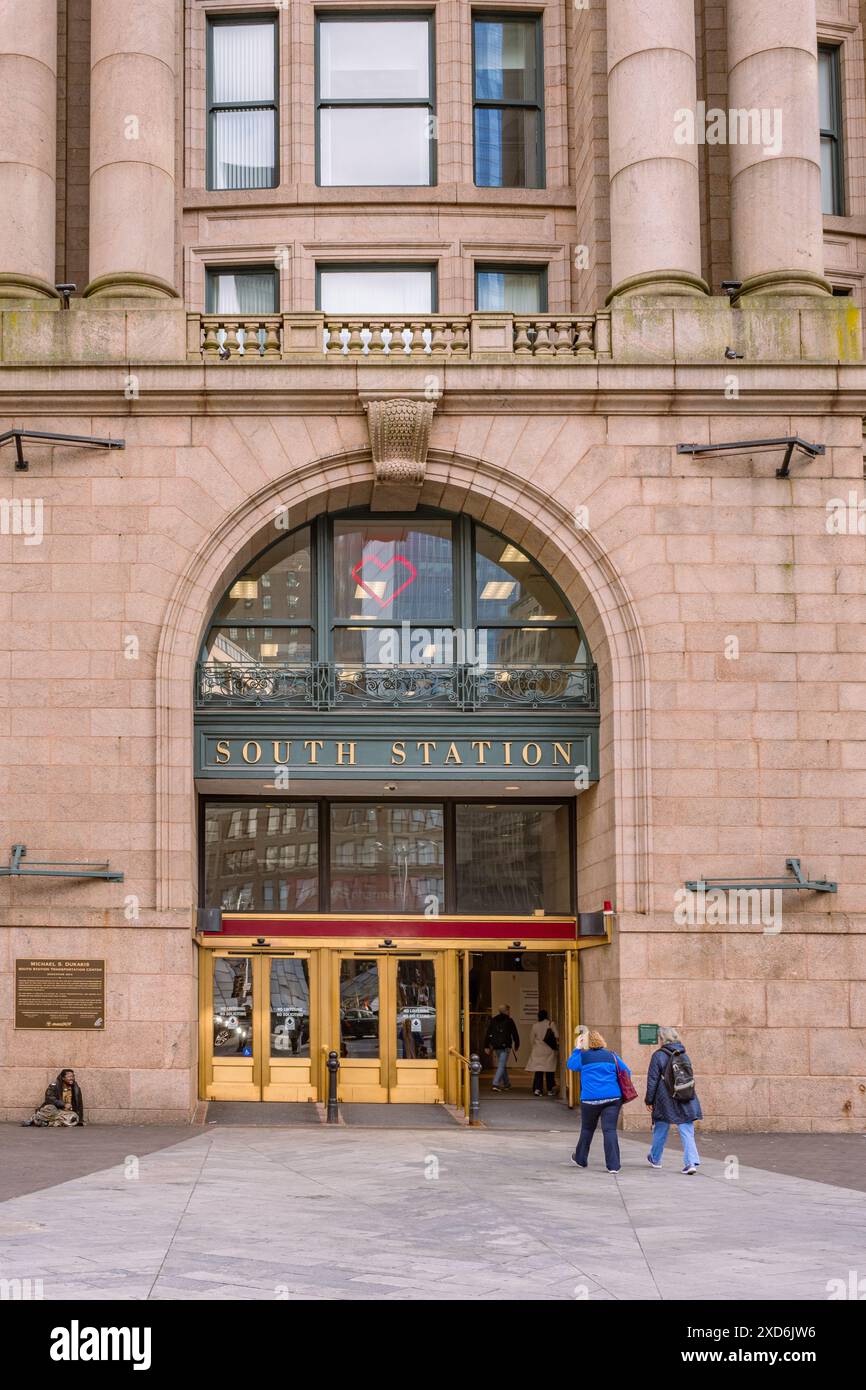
[362, 394, 438, 508]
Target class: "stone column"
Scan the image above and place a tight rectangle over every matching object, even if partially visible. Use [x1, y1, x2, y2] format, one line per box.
[727, 0, 830, 297]
[84, 0, 178, 298]
[0, 0, 59, 299]
[606, 0, 707, 299]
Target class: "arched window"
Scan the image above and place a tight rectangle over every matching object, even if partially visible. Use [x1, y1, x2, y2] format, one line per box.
[198, 508, 596, 710]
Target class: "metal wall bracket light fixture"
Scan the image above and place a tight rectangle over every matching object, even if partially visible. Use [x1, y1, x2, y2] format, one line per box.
[0, 429, 125, 472]
[0, 844, 124, 882]
[685, 858, 837, 894]
[676, 437, 825, 478]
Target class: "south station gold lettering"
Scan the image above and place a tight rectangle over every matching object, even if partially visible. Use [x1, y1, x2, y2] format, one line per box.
[212, 738, 578, 769]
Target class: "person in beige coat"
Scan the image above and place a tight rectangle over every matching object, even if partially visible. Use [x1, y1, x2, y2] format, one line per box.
[525, 1009, 559, 1095]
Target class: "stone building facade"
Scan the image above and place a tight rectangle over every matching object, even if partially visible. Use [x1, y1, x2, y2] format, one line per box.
[0, 0, 864, 1127]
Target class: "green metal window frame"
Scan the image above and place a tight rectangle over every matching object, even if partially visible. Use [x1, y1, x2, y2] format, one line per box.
[200, 508, 587, 666]
[472, 11, 545, 189]
[315, 10, 437, 187]
[315, 262, 439, 313]
[205, 264, 279, 314]
[474, 262, 548, 312]
[819, 44, 844, 216]
[200, 792, 577, 915]
[206, 12, 280, 192]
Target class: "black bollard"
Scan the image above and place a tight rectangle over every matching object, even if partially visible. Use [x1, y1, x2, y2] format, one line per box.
[468, 1052, 482, 1126]
[326, 1049, 340, 1123]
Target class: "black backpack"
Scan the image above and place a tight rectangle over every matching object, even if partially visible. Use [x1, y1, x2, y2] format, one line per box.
[662, 1044, 695, 1103]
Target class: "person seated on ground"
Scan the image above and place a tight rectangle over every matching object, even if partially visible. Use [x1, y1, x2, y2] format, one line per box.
[21, 1068, 85, 1127]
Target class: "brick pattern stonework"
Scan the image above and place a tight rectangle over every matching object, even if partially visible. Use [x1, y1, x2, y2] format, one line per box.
[1, 0, 865, 1127]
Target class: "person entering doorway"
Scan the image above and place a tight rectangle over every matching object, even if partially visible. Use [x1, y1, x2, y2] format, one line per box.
[484, 1004, 520, 1091]
[525, 1009, 559, 1095]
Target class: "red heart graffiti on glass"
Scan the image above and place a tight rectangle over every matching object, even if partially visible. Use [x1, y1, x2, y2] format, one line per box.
[352, 553, 418, 608]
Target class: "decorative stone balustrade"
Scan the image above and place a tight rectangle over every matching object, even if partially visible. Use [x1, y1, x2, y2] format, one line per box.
[189, 312, 611, 362]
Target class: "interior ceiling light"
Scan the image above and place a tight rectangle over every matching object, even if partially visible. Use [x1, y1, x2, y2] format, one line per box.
[480, 580, 517, 600]
[355, 581, 387, 599]
[230, 579, 258, 600]
[499, 545, 528, 562]
[528, 614, 557, 621]
[259, 644, 279, 658]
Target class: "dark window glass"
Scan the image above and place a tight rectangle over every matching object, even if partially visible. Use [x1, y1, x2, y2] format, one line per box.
[329, 803, 445, 912]
[332, 521, 453, 622]
[204, 802, 319, 912]
[474, 17, 542, 187]
[318, 17, 433, 186]
[819, 46, 844, 215]
[208, 18, 277, 190]
[455, 804, 571, 914]
[213, 528, 312, 625]
[204, 628, 313, 666]
[475, 525, 571, 621]
[482, 627, 586, 665]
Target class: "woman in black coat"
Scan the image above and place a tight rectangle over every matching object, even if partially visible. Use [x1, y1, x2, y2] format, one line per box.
[645, 1029, 701, 1173]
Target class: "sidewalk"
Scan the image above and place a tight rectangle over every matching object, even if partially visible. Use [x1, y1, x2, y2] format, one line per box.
[1, 1124, 864, 1300]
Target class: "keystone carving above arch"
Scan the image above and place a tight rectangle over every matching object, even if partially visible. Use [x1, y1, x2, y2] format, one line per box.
[362, 394, 438, 509]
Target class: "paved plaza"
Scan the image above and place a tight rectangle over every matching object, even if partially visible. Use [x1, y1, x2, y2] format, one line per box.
[1, 1120, 864, 1301]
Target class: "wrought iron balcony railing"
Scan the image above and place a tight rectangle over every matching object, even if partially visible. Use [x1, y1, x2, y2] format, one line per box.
[196, 661, 599, 712]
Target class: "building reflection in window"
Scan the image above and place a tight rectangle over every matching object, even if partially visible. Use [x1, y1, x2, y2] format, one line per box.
[212, 957, 254, 1057]
[270, 959, 310, 1058]
[455, 803, 571, 915]
[397, 959, 436, 1059]
[340, 959, 380, 1058]
[329, 803, 445, 912]
[204, 802, 319, 912]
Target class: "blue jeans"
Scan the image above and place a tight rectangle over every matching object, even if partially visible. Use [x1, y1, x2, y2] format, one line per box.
[492, 1049, 511, 1087]
[574, 1100, 622, 1170]
[650, 1120, 700, 1168]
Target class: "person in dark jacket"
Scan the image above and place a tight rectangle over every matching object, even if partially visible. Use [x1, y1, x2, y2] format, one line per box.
[21, 1068, 85, 1127]
[483, 1005, 520, 1091]
[566, 1028, 632, 1173]
[644, 1028, 702, 1173]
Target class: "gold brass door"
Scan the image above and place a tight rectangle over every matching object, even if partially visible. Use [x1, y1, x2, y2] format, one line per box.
[332, 952, 444, 1103]
[205, 952, 317, 1101]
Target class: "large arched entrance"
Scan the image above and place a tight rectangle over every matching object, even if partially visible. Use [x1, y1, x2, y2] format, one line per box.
[193, 503, 605, 1106]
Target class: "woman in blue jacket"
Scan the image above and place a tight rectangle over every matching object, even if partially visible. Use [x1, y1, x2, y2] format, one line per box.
[644, 1027, 703, 1173]
[566, 1029, 632, 1173]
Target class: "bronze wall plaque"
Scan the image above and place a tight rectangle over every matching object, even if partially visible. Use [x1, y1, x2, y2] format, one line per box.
[14, 959, 105, 1030]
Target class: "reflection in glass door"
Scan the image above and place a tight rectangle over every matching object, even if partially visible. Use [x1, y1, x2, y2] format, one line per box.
[333, 953, 443, 1103]
[266, 956, 317, 1100]
[209, 955, 260, 1099]
[392, 956, 441, 1102]
[205, 953, 318, 1101]
[337, 957, 385, 1100]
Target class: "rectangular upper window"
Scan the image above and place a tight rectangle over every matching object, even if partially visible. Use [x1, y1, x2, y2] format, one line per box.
[317, 14, 435, 186]
[207, 15, 278, 190]
[206, 267, 278, 314]
[473, 14, 543, 188]
[317, 265, 435, 314]
[476, 265, 546, 312]
[819, 45, 844, 215]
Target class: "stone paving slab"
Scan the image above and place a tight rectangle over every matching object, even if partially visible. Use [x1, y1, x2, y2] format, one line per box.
[0, 1124, 203, 1203]
[0, 1126, 864, 1301]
